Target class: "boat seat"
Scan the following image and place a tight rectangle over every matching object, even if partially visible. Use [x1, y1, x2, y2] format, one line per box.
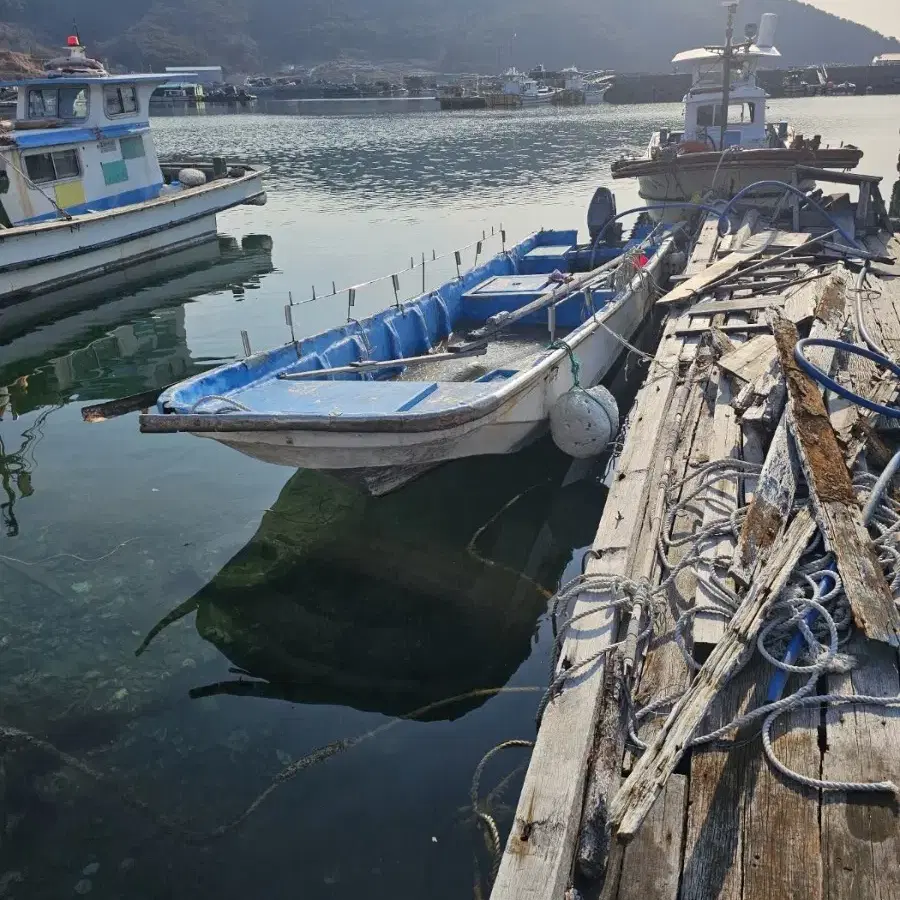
[228, 378, 500, 417]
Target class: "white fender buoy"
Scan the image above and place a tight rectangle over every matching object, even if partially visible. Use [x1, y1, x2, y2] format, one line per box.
[550, 385, 619, 459]
[177, 167, 207, 187]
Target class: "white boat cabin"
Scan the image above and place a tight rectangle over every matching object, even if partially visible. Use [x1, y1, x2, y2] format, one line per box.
[0, 40, 171, 227]
[654, 13, 789, 153]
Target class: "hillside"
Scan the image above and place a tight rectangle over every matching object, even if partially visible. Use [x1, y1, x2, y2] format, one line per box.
[1, 0, 897, 74]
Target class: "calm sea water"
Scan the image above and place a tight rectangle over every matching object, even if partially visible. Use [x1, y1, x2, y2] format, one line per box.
[0, 96, 898, 900]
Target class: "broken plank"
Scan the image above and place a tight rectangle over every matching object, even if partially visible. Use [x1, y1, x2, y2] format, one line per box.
[731, 291, 848, 586]
[822, 636, 900, 900]
[607, 508, 817, 842]
[676, 323, 772, 337]
[658, 231, 782, 306]
[772, 315, 900, 647]
[687, 297, 785, 316]
[730, 416, 799, 588]
[718, 334, 777, 384]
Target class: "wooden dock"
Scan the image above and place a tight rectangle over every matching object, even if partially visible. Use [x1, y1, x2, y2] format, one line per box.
[489, 181, 900, 900]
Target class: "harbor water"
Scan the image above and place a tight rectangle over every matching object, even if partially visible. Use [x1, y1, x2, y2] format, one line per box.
[1, 96, 898, 899]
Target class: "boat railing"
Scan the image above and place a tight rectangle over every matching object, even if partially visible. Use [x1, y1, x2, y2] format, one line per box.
[286, 222, 510, 324]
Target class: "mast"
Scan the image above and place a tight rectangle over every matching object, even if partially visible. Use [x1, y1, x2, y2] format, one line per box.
[719, 1, 739, 151]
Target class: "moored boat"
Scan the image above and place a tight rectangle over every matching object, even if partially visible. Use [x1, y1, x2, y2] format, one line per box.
[140, 189, 687, 493]
[0, 35, 267, 308]
[611, 11, 863, 220]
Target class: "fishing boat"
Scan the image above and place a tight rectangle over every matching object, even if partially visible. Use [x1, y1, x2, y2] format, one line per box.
[502, 70, 557, 105]
[611, 10, 863, 219]
[140, 189, 686, 493]
[561, 68, 612, 105]
[0, 35, 266, 307]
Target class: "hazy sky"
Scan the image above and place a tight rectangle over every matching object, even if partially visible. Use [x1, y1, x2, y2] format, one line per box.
[805, 1, 900, 39]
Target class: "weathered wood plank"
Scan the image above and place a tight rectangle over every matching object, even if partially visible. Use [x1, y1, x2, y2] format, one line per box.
[730, 416, 799, 587]
[615, 776, 687, 900]
[693, 371, 741, 648]
[730, 282, 848, 586]
[680, 661, 762, 900]
[658, 231, 782, 306]
[822, 637, 900, 900]
[773, 316, 900, 647]
[687, 297, 785, 316]
[740, 674, 823, 900]
[607, 508, 817, 841]
[718, 335, 777, 384]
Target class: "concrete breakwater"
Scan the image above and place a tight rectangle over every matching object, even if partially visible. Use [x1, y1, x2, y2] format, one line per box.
[606, 63, 900, 104]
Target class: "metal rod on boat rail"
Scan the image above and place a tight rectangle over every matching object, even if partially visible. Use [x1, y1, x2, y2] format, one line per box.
[276, 345, 488, 380]
[292, 225, 504, 308]
[240, 331, 252, 357]
[346, 287, 356, 322]
[422, 253, 426, 293]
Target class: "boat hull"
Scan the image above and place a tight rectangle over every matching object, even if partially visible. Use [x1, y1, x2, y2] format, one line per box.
[173, 240, 675, 478]
[0, 169, 265, 306]
[613, 147, 863, 223]
[636, 162, 816, 222]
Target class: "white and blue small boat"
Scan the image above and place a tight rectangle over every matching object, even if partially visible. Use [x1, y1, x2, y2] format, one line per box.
[141, 191, 683, 493]
[0, 35, 266, 309]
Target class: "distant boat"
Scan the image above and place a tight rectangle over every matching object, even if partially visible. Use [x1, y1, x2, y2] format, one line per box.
[0, 34, 267, 305]
[611, 12, 863, 220]
[561, 67, 613, 105]
[502, 69, 557, 104]
[141, 189, 684, 494]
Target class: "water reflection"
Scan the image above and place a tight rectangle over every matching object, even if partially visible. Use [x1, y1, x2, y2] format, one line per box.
[0, 235, 275, 413]
[0, 406, 55, 537]
[151, 108, 658, 210]
[140, 441, 607, 719]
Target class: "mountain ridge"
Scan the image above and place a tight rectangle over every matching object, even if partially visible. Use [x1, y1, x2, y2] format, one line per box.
[0, 0, 897, 75]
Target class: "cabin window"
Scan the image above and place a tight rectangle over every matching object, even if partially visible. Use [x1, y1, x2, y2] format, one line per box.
[27, 86, 88, 120]
[119, 135, 146, 160]
[24, 149, 81, 184]
[696, 102, 756, 129]
[696, 104, 715, 127]
[104, 85, 139, 117]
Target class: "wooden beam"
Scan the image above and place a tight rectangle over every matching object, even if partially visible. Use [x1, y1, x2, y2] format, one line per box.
[491, 334, 687, 898]
[772, 316, 900, 647]
[607, 508, 817, 841]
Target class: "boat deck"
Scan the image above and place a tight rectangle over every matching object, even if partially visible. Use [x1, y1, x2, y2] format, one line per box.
[489, 206, 900, 899]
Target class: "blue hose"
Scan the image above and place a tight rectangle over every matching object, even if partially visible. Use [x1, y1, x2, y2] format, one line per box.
[794, 338, 900, 419]
[766, 568, 836, 703]
[717, 180, 865, 251]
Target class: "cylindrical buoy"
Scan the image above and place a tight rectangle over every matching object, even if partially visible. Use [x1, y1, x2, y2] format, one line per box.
[550, 385, 619, 459]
